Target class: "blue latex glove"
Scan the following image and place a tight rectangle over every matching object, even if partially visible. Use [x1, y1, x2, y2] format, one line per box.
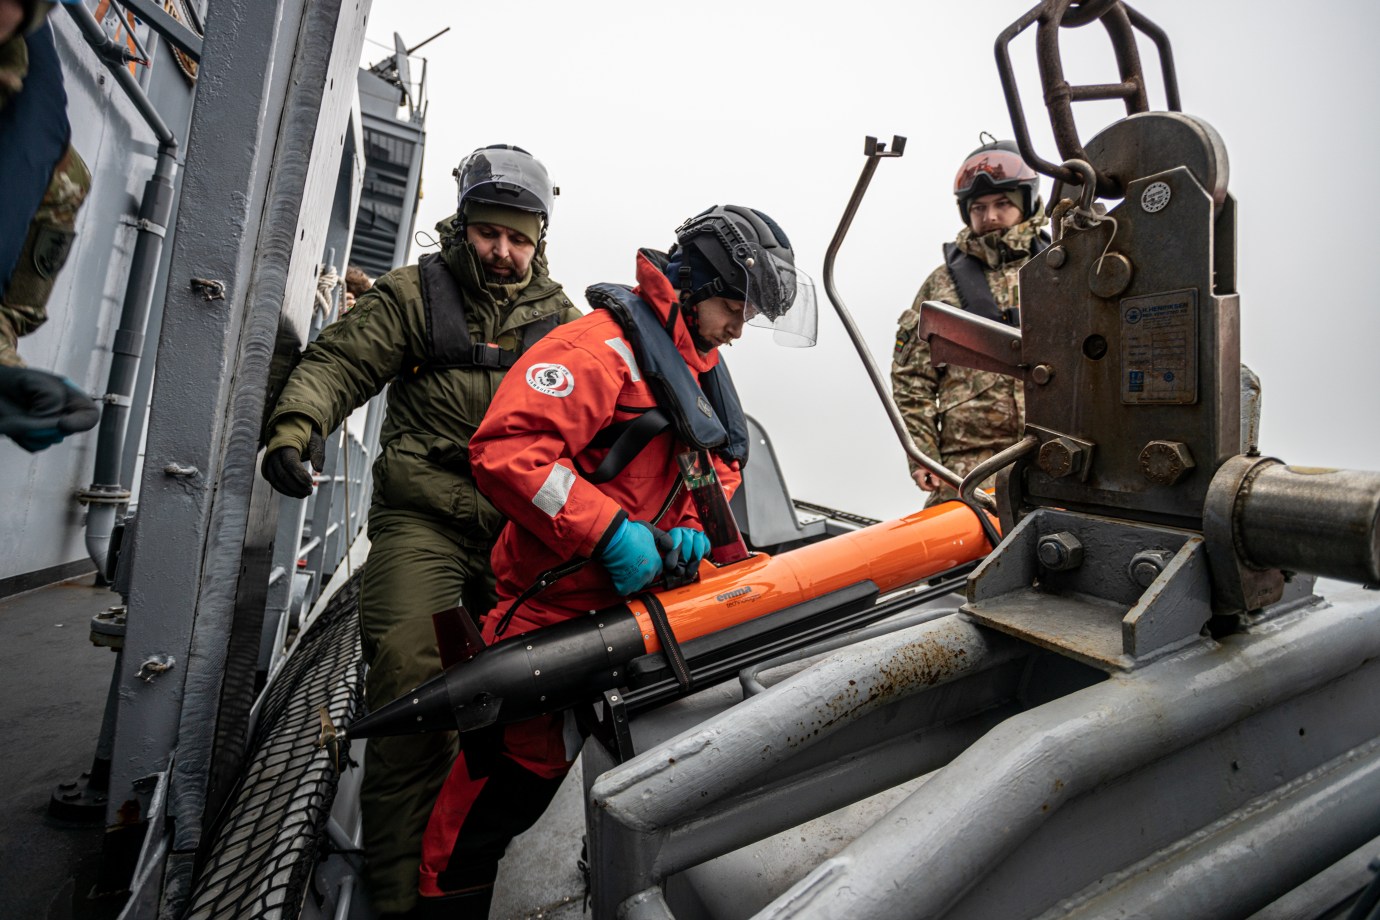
[0, 366, 100, 453]
[665, 527, 711, 568]
[600, 519, 663, 596]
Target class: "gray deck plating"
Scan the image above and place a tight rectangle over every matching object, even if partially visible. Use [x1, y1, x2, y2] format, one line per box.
[0, 577, 123, 920]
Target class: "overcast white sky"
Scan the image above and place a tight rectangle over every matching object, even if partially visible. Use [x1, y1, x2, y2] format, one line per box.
[363, 1, 1379, 522]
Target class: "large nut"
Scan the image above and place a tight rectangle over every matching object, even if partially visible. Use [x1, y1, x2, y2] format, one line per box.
[1037, 531, 1085, 572]
[1039, 436, 1086, 479]
[1128, 549, 1176, 588]
[1139, 440, 1196, 486]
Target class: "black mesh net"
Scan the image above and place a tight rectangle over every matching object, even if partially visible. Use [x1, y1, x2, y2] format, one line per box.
[185, 571, 365, 919]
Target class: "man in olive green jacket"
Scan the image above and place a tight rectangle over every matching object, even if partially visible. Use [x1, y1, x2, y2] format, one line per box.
[261, 146, 581, 917]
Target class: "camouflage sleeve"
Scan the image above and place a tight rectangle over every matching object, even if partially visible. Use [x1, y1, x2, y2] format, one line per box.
[891, 269, 946, 467]
[266, 270, 415, 443]
[0, 145, 91, 368]
[0, 35, 27, 113]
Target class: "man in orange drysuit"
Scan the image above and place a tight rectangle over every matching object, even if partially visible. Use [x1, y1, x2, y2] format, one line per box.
[416, 205, 817, 915]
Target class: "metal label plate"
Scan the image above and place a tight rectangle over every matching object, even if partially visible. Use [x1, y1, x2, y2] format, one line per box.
[1119, 288, 1199, 405]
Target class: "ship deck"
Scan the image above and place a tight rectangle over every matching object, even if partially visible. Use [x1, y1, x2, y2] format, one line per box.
[0, 573, 124, 920]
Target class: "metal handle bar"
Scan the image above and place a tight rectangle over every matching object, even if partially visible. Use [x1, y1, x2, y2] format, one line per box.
[994, 0, 1179, 194]
[820, 136, 996, 516]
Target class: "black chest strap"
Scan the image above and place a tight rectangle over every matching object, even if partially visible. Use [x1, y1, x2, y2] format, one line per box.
[411, 251, 559, 376]
[942, 232, 1048, 329]
[580, 407, 672, 484]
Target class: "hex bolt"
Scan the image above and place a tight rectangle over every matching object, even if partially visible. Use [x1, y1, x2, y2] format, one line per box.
[1132, 561, 1159, 586]
[1139, 440, 1196, 486]
[1037, 532, 1084, 572]
[1128, 549, 1175, 588]
[1038, 436, 1089, 479]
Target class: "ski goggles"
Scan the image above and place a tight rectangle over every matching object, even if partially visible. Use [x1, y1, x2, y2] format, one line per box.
[954, 147, 1038, 197]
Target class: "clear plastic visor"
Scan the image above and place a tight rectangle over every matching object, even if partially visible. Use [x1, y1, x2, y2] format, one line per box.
[741, 249, 818, 348]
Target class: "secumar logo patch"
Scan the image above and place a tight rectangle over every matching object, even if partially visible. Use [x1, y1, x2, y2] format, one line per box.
[526, 363, 575, 398]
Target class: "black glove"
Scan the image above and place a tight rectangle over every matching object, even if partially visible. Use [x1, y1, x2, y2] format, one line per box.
[261, 428, 326, 498]
[0, 365, 100, 453]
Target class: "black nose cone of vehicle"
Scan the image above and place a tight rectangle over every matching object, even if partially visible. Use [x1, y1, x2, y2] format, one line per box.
[344, 608, 647, 740]
[346, 668, 477, 739]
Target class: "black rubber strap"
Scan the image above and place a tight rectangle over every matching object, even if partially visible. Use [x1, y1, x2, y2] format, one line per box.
[493, 556, 589, 638]
[950, 497, 1003, 554]
[580, 409, 671, 484]
[639, 592, 693, 694]
[585, 405, 653, 449]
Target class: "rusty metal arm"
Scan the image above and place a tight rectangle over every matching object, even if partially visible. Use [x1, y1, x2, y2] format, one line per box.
[919, 301, 1027, 382]
[821, 136, 995, 515]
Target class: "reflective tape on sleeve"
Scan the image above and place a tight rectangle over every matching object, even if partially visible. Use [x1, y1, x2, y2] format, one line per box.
[533, 463, 577, 518]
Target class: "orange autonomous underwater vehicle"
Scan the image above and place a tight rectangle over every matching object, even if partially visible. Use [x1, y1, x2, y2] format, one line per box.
[346, 497, 995, 741]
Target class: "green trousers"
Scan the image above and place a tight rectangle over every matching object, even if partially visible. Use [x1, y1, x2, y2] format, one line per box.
[357, 511, 496, 914]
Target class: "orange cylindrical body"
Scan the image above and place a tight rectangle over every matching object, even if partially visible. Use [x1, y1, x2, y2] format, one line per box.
[629, 501, 993, 653]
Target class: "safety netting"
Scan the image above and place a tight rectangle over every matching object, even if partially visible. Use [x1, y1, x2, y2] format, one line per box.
[185, 571, 365, 919]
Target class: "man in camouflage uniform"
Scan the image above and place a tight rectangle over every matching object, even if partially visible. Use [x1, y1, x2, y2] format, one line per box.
[0, 0, 98, 451]
[260, 145, 581, 918]
[892, 138, 1047, 504]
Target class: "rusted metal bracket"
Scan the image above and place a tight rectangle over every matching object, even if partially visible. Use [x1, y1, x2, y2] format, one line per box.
[919, 300, 1025, 381]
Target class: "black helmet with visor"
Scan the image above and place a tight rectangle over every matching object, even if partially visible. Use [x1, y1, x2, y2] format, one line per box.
[453, 144, 556, 231]
[671, 205, 817, 347]
[953, 138, 1042, 224]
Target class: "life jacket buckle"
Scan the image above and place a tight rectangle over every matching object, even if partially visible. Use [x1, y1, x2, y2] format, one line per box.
[470, 343, 515, 369]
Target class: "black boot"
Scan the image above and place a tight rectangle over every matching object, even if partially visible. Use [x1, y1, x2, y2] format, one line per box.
[413, 887, 494, 920]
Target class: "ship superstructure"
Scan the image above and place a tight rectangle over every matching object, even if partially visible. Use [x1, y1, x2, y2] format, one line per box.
[0, 2, 425, 916]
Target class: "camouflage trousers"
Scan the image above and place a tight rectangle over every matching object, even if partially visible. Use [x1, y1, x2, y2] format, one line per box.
[1, 144, 90, 367]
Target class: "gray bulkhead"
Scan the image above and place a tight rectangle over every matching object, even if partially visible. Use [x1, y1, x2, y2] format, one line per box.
[1, 8, 196, 591]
